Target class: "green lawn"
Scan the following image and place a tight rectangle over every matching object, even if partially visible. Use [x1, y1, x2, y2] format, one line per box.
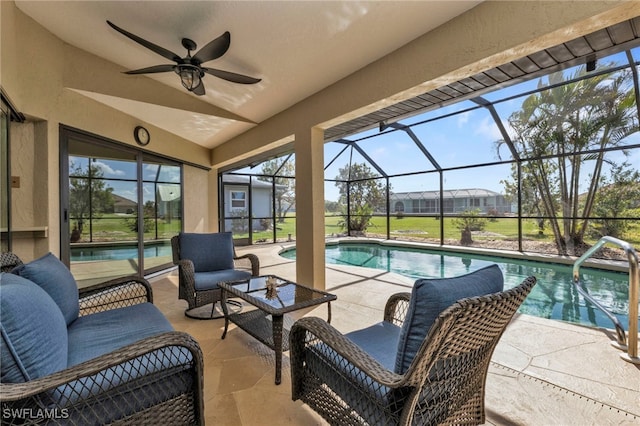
[248, 213, 640, 247]
[80, 212, 639, 249]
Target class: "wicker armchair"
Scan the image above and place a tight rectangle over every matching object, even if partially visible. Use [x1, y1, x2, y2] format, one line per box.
[290, 273, 537, 426]
[1, 253, 205, 425]
[0, 252, 23, 272]
[171, 232, 260, 319]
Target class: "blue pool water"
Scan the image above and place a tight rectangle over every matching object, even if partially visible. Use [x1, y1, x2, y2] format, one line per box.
[71, 244, 172, 261]
[280, 243, 637, 331]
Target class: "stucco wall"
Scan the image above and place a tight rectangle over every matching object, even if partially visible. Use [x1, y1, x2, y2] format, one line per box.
[1, 1, 215, 258]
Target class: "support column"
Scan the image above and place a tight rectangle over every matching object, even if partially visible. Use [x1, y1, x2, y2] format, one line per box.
[294, 127, 326, 289]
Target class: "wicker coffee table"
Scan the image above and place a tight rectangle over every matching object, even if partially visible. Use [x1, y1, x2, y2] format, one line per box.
[219, 275, 336, 385]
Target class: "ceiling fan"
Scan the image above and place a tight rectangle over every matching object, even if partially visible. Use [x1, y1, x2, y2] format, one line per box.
[107, 21, 261, 96]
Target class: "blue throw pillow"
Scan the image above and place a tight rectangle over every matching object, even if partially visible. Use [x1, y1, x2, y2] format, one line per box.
[394, 264, 504, 374]
[12, 252, 80, 325]
[179, 232, 235, 272]
[0, 273, 68, 382]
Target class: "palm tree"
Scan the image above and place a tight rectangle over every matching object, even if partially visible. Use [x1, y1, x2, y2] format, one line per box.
[498, 65, 638, 255]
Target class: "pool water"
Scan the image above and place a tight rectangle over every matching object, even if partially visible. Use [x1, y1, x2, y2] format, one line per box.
[280, 243, 637, 331]
[71, 244, 172, 261]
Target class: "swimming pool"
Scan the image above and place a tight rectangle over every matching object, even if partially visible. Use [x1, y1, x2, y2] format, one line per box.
[70, 244, 172, 261]
[280, 242, 637, 331]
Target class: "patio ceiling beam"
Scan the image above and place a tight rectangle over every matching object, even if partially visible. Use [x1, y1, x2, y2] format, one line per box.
[471, 96, 520, 161]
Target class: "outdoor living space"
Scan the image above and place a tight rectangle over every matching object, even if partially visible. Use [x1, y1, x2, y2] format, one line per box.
[150, 243, 639, 426]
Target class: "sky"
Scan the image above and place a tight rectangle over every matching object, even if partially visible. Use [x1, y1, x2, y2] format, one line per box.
[78, 48, 640, 205]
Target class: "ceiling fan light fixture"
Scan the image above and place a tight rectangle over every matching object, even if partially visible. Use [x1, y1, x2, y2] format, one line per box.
[177, 66, 202, 91]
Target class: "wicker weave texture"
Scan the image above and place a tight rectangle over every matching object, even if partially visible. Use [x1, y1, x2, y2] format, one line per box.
[171, 235, 260, 317]
[0, 252, 205, 425]
[290, 276, 537, 426]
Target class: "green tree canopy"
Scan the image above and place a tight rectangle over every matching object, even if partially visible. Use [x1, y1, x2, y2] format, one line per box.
[334, 162, 387, 233]
[258, 158, 295, 223]
[69, 161, 114, 233]
[497, 65, 638, 255]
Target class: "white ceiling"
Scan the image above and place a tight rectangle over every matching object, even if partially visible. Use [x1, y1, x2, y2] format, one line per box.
[15, 1, 482, 149]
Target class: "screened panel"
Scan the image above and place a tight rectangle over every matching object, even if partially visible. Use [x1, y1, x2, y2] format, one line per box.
[410, 106, 509, 168]
[354, 129, 436, 175]
[389, 173, 441, 216]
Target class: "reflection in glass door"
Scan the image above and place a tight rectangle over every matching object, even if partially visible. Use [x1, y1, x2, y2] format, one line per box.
[61, 128, 182, 287]
[142, 158, 182, 272]
[66, 139, 139, 285]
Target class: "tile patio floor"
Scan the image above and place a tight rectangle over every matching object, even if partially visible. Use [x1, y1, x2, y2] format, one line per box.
[148, 243, 640, 425]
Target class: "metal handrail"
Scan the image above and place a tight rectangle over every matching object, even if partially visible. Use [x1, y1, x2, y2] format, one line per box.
[572, 236, 639, 364]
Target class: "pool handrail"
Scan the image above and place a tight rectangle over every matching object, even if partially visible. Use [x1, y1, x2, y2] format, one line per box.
[572, 236, 639, 364]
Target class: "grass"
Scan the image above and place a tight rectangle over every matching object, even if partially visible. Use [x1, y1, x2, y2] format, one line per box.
[78, 213, 640, 249]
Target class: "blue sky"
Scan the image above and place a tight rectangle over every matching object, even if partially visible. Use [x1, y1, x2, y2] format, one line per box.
[321, 48, 640, 202]
[79, 49, 640, 205]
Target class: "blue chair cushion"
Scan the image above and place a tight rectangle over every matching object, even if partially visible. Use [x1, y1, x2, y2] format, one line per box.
[179, 232, 235, 273]
[193, 269, 252, 291]
[0, 273, 68, 382]
[67, 303, 174, 366]
[12, 252, 80, 325]
[345, 322, 402, 371]
[394, 264, 504, 374]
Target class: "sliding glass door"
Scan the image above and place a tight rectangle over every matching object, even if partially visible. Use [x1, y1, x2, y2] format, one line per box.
[60, 127, 182, 286]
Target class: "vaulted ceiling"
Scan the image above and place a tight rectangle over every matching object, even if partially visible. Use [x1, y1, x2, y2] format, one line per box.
[14, 0, 481, 149]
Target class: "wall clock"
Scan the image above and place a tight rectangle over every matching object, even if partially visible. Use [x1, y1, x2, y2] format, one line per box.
[134, 126, 150, 146]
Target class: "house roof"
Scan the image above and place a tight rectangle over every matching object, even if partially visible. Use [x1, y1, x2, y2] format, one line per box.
[390, 188, 503, 200]
[222, 174, 282, 189]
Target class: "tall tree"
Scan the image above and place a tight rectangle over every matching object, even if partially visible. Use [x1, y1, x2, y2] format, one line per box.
[497, 65, 637, 255]
[334, 162, 387, 233]
[589, 162, 640, 239]
[69, 162, 114, 234]
[259, 158, 295, 223]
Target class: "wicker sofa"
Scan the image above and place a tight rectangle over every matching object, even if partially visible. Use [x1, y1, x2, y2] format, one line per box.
[0, 252, 204, 425]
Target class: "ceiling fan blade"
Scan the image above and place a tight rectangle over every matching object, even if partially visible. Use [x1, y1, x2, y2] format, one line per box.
[123, 64, 176, 75]
[192, 31, 231, 64]
[107, 20, 182, 62]
[192, 80, 206, 96]
[202, 67, 261, 84]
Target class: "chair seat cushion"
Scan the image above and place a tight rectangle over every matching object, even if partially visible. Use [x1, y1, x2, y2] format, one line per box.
[193, 269, 252, 291]
[395, 264, 504, 374]
[0, 273, 68, 382]
[12, 252, 80, 325]
[179, 232, 235, 272]
[345, 321, 401, 371]
[67, 303, 173, 366]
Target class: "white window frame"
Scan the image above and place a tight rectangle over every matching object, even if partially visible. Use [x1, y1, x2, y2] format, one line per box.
[230, 190, 247, 210]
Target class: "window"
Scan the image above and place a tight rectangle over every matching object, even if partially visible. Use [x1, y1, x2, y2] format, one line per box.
[231, 191, 247, 209]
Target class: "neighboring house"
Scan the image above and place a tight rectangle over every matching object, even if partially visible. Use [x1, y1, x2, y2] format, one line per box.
[389, 188, 512, 215]
[112, 194, 137, 214]
[157, 184, 181, 221]
[222, 175, 288, 231]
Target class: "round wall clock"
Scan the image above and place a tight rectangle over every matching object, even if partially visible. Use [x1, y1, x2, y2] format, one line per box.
[134, 126, 150, 146]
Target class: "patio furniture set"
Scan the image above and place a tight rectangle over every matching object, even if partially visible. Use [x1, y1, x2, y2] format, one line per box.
[1, 232, 536, 425]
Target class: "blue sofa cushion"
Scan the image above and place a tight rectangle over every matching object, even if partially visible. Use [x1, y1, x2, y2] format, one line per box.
[345, 322, 402, 371]
[394, 264, 504, 374]
[193, 269, 252, 291]
[179, 232, 235, 272]
[67, 302, 174, 366]
[12, 252, 79, 325]
[0, 273, 68, 382]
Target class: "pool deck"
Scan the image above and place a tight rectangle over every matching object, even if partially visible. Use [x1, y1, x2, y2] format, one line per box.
[148, 242, 639, 425]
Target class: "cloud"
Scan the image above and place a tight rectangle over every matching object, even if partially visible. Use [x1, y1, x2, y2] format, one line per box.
[457, 111, 470, 127]
[94, 161, 125, 177]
